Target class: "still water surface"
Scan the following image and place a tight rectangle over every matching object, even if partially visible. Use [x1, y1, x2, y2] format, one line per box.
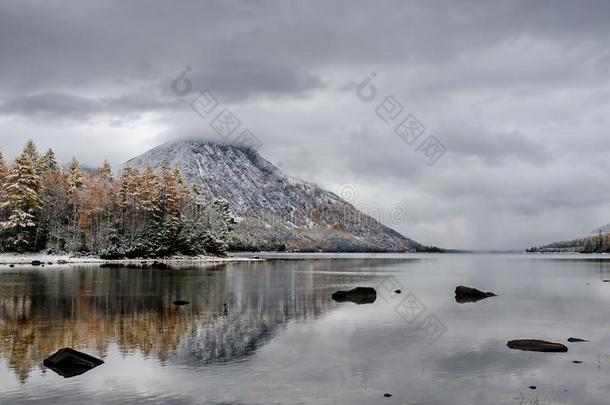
[2, 254, 610, 404]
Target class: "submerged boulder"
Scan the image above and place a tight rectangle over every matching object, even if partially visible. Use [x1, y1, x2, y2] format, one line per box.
[173, 300, 190, 306]
[455, 286, 496, 303]
[332, 287, 377, 305]
[43, 348, 104, 378]
[507, 339, 568, 353]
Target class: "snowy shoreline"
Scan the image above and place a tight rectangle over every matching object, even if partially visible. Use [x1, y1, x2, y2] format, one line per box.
[0, 252, 264, 266]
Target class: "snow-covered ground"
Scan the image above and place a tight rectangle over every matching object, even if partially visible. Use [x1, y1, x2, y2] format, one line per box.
[0, 252, 263, 265]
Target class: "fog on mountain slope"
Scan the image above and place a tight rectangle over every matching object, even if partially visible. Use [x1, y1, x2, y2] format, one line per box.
[125, 140, 420, 252]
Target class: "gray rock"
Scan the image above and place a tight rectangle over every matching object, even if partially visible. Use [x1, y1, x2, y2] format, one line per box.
[507, 339, 568, 352]
[332, 287, 377, 305]
[43, 348, 104, 378]
[455, 286, 496, 303]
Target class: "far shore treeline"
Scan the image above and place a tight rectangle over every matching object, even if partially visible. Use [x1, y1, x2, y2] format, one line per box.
[0, 140, 235, 257]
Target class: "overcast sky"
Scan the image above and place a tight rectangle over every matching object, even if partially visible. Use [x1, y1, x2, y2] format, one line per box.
[1, 0, 610, 250]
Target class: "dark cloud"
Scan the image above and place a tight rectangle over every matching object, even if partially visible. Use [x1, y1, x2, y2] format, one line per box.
[1, 0, 610, 249]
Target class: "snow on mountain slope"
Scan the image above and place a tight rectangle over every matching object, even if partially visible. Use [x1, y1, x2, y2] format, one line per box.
[125, 139, 419, 252]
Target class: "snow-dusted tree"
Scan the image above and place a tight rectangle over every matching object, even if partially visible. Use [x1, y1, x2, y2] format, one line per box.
[138, 167, 159, 215]
[97, 160, 113, 183]
[23, 140, 39, 162]
[39, 169, 69, 251]
[1, 149, 42, 251]
[64, 158, 88, 251]
[0, 150, 7, 185]
[67, 158, 85, 196]
[39, 149, 58, 173]
[0, 151, 8, 224]
[209, 198, 236, 253]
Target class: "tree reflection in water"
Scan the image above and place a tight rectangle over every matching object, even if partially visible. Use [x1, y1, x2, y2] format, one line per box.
[0, 260, 379, 383]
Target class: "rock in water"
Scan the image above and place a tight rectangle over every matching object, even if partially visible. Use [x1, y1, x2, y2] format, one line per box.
[43, 348, 104, 378]
[567, 337, 588, 342]
[173, 300, 190, 306]
[506, 340, 568, 353]
[31, 260, 42, 266]
[332, 287, 377, 305]
[454, 286, 496, 303]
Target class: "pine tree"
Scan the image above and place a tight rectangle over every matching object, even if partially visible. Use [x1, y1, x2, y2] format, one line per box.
[0, 150, 7, 185]
[23, 140, 39, 162]
[207, 198, 235, 254]
[0, 151, 9, 224]
[39, 149, 58, 173]
[602, 234, 610, 253]
[39, 169, 69, 252]
[138, 167, 159, 215]
[67, 158, 85, 196]
[65, 158, 88, 251]
[1, 149, 42, 251]
[97, 160, 113, 183]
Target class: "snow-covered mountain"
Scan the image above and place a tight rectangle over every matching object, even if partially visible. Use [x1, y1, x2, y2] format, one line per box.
[125, 139, 419, 252]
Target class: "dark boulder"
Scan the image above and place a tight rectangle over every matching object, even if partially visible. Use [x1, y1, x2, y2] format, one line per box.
[455, 286, 496, 303]
[567, 337, 588, 342]
[31, 260, 42, 266]
[43, 348, 104, 378]
[332, 287, 377, 305]
[507, 339, 568, 353]
[173, 300, 190, 306]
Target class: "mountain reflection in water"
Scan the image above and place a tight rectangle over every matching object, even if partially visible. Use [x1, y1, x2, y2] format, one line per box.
[0, 260, 382, 383]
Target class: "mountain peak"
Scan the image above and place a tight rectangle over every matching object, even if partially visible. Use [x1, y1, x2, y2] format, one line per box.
[126, 139, 419, 252]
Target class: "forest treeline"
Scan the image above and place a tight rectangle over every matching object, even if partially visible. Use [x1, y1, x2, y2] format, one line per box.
[526, 231, 610, 253]
[0, 140, 235, 257]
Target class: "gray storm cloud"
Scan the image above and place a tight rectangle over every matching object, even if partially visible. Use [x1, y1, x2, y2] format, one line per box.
[1, 0, 609, 249]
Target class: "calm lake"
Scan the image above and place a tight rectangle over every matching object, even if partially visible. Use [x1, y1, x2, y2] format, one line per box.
[1, 253, 610, 404]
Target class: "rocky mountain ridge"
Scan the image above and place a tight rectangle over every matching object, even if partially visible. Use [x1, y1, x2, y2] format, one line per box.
[125, 139, 420, 252]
